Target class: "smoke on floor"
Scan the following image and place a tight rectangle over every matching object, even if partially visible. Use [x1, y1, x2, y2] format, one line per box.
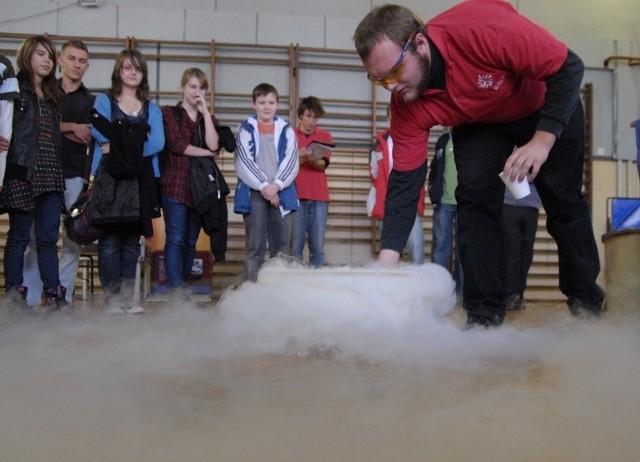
[1, 260, 638, 461]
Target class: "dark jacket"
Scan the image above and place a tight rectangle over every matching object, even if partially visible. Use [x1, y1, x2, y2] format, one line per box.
[188, 150, 229, 262]
[88, 105, 160, 237]
[5, 73, 62, 182]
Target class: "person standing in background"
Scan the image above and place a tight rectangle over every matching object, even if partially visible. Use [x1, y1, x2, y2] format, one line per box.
[502, 182, 542, 311]
[23, 40, 95, 306]
[161, 67, 220, 296]
[429, 128, 462, 292]
[368, 106, 424, 264]
[234, 82, 299, 282]
[292, 96, 333, 268]
[0, 54, 19, 186]
[1, 36, 68, 312]
[90, 49, 164, 314]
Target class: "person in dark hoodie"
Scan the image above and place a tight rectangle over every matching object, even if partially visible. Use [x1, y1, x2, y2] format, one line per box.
[160, 68, 221, 297]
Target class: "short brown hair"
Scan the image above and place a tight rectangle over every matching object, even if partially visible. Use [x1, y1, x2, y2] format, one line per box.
[297, 96, 325, 118]
[353, 4, 424, 60]
[252, 82, 278, 102]
[61, 40, 89, 55]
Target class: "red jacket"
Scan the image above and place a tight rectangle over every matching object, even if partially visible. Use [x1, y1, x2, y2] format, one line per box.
[390, 0, 568, 171]
[369, 129, 425, 220]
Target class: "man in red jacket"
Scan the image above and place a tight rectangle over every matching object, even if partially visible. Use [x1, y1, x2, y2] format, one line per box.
[353, 1, 604, 328]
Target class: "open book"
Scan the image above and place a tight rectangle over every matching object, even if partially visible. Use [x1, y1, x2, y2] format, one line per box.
[305, 141, 335, 159]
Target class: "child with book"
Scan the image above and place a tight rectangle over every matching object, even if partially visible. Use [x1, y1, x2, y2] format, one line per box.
[292, 96, 334, 267]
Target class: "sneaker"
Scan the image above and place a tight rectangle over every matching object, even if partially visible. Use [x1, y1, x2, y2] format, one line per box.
[168, 287, 192, 304]
[505, 294, 525, 311]
[106, 303, 126, 315]
[463, 313, 504, 330]
[568, 297, 602, 319]
[42, 286, 73, 313]
[124, 303, 144, 315]
[6, 286, 36, 314]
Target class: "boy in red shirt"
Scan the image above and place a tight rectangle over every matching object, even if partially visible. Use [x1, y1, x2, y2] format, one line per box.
[292, 96, 334, 267]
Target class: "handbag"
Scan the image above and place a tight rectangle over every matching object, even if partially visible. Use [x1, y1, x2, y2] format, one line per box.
[63, 189, 103, 245]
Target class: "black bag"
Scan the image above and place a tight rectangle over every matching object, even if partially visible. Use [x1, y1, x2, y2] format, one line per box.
[63, 189, 103, 245]
[190, 115, 230, 196]
[215, 124, 236, 153]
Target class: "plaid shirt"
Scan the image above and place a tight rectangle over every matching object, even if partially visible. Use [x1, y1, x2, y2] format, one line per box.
[160, 104, 218, 207]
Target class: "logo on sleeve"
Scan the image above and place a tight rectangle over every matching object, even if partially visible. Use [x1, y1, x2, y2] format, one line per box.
[477, 73, 505, 90]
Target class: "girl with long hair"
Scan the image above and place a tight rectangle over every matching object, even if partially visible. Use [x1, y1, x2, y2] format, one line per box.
[90, 49, 164, 314]
[1, 35, 68, 312]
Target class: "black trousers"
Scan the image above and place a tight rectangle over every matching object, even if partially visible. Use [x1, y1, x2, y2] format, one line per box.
[502, 204, 539, 297]
[452, 104, 603, 319]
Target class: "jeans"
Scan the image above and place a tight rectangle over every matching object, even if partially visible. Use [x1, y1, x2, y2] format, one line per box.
[453, 104, 603, 319]
[502, 203, 539, 297]
[292, 200, 328, 267]
[98, 231, 141, 296]
[23, 177, 84, 304]
[243, 190, 293, 282]
[377, 213, 424, 264]
[4, 192, 63, 292]
[431, 203, 463, 292]
[162, 196, 201, 287]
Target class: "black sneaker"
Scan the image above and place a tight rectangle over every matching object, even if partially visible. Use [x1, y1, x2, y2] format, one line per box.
[568, 297, 602, 319]
[463, 313, 504, 330]
[505, 294, 525, 311]
[42, 286, 73, 313]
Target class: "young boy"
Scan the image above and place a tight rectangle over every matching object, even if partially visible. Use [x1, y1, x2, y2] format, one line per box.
[234, 83, 299, 282]
[292, 96, 333, 268]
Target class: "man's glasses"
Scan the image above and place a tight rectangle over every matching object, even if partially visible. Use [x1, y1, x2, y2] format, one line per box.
[367, 32, 417, 87]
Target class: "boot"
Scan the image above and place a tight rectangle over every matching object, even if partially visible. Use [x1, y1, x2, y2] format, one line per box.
[42, 286, 72, 313]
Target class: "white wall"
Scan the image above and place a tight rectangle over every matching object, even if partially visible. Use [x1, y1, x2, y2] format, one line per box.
[1, 0, 639, 159]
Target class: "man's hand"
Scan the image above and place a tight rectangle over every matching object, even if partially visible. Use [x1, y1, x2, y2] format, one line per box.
[378, 249, 400, 268]
[61, 122, 92, 145]
[73, 123, 92, 145]
[503, 130, 555, 182]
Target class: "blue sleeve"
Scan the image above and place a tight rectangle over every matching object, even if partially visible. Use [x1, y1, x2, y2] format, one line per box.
[143, 102, 165, 157]
[90, 93, 110, 175]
